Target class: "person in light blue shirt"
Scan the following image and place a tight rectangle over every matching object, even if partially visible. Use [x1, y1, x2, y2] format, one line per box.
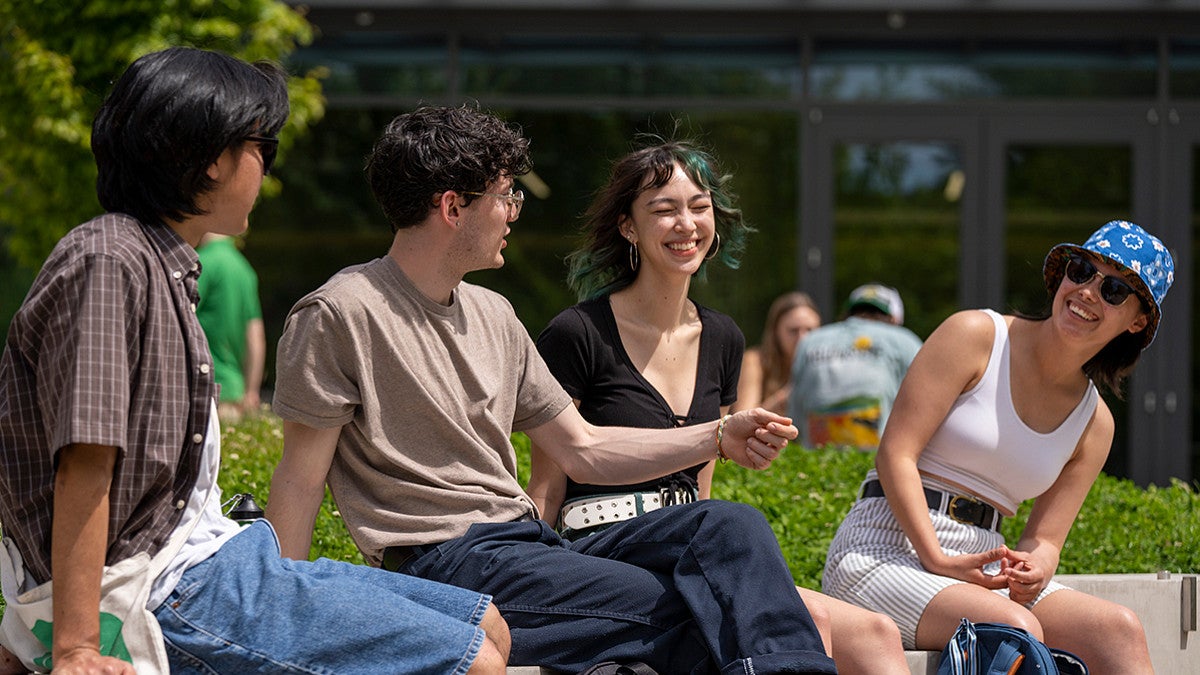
[788, 283, 923, 450]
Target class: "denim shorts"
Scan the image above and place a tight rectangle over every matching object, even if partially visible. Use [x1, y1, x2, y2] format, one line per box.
[154, 520, 491, 674]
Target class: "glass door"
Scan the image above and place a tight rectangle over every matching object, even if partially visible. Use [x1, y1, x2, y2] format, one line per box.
[800, 108, 980, 337]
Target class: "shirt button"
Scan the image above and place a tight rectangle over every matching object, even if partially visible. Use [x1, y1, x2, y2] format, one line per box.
[193, 433, 204, 444]
[172, 270, 182, 280]
[175, 500, 186, 509]
[190, 303, 196, 313]
[199, 363, 210, 374]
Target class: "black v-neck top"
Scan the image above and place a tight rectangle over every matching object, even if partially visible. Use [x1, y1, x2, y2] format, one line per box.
[535, 296, 744, 499]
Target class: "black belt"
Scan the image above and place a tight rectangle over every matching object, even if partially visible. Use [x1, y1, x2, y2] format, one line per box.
[860, 479, 1002, 532]
[381, 512, 536, 573]
[381, 543, 430, 573]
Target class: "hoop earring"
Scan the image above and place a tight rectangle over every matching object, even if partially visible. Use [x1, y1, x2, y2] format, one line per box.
[705, 232, 722, 261]
[628, 242, 640, 271]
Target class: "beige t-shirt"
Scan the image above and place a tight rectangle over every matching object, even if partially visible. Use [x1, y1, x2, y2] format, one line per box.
[274, 257, 571, 564]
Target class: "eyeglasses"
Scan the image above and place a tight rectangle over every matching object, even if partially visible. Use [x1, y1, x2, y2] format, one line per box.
[243, 135, 279, 175]
[1063, 252, 1138, 307]
[461, 189, 525, 220]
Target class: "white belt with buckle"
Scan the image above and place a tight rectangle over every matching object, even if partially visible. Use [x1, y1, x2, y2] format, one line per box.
[559, 489, 693, 533]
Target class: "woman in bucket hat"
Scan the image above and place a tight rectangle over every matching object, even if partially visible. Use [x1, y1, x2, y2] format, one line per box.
[822, 220, 1171, 674]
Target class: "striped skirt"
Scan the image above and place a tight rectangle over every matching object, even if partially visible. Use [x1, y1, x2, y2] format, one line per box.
[821, 489, 1066, 648]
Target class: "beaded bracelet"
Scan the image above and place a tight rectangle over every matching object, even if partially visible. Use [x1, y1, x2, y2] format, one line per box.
[715, 413, 732, 464]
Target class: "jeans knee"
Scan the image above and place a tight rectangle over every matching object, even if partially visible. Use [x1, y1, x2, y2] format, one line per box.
[696, 500, 771, 534]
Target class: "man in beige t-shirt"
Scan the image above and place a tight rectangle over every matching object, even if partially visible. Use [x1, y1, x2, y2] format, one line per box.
[268, 106, 835, 675]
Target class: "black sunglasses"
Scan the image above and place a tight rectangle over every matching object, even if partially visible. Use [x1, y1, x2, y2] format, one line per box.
[1063, 252, 1137, 307]
[243, 134, 279, 175]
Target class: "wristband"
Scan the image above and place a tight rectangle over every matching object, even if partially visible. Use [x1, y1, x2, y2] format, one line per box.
[715, 414, 732, 464]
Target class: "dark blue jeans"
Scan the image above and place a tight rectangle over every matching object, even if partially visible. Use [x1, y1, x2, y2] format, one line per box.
[401, 500, 836, 674]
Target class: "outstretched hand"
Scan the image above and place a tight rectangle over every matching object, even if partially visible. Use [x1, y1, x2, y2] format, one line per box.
[718, 408, 798, 470]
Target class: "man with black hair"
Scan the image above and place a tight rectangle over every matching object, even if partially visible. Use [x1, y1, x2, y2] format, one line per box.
[269, 105, 837, 674]
[0, 48, 508, 674]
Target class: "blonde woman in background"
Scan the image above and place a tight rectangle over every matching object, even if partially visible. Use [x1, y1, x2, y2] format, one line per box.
[734, 291, 821, 414]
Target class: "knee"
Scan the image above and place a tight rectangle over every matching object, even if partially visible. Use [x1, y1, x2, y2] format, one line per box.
[1100, 603, 1146, 641]
[480, 604, 511, 661]
[861, 610, 903, 644]
[466, 638, 508, 675]
[696, 501, 772, 537]
[803, 592, 832, 632]
[998, 608, 1043, 640]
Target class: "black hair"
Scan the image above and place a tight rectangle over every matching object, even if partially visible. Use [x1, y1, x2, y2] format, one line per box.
[365, 105, 532, 233]
[92, 47, 289, 226]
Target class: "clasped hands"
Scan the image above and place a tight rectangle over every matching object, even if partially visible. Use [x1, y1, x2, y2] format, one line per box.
[925, 545, 1052, 603]
[718, 408, 798, 470]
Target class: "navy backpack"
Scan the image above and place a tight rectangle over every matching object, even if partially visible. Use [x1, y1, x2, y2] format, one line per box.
[938, 619, 1088, 675]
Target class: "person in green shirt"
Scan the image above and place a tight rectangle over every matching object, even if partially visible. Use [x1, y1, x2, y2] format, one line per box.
[197, 232, 265, 421]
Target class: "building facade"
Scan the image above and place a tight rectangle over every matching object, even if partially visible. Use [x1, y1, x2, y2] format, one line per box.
[262, 0, 1200, 485]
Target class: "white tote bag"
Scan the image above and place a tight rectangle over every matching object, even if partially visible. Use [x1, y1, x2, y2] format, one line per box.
[0, 493, 206, 674]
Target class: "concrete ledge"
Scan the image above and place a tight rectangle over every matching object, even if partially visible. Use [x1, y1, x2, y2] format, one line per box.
[508, 573, 1199, 675]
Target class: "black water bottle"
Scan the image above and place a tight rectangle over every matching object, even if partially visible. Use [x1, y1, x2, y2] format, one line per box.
[225, 493, 265, 525]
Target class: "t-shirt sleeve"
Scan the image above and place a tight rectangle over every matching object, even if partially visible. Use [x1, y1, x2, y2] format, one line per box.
[717, 314, 745, 408]
[535, 307, 593, 401]
[273, 298, 361, 428]
[511, 314, 573, 432]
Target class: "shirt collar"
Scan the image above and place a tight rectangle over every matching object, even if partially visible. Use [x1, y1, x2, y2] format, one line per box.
[140, 220, 202, 281]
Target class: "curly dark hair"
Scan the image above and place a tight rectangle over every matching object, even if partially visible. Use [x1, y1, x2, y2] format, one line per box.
[366, 105, 532, 232]
[565, 138, 752, 301]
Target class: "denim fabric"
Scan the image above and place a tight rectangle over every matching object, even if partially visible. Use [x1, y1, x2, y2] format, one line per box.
[402, 500, 836, 675]
[154, 521, 489, 674]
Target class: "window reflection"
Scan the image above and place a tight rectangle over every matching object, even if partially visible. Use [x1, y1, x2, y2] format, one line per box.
[812, 40, 1157, 101]
[460, 34, 800, 99]
[833, 141, 962, 340]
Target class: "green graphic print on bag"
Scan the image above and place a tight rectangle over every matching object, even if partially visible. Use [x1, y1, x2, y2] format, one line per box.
[30, 612, 133, 670]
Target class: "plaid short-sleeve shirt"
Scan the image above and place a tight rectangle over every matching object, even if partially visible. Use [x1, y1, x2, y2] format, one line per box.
[0, 213, 214, 584]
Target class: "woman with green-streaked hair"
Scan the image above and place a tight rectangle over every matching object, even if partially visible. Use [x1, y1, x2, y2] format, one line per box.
[528, 139, 909, 674]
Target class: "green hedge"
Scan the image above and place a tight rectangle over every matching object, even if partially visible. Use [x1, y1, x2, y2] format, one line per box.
[5, 413, 1195, 617]
[219, 414, 1200, 589]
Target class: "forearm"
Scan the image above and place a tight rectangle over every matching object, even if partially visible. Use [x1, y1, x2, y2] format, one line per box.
[267, 420, 340, 560]
[242, 318, 265, 406]
[552, 422, 717, 485]
[264, 473, 324, 560]
[525, 443, 568, 525]
[875, 450, 946, 566]
[52, 445, 117, 664]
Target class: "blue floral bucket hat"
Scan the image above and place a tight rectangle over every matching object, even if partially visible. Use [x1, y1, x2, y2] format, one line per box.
[1043, 219, 1174, 350]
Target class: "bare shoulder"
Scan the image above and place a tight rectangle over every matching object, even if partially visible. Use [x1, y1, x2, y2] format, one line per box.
[926, 309, 997, 354]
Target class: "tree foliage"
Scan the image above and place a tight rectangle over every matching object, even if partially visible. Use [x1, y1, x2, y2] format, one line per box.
[0, 0, 325, 270]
